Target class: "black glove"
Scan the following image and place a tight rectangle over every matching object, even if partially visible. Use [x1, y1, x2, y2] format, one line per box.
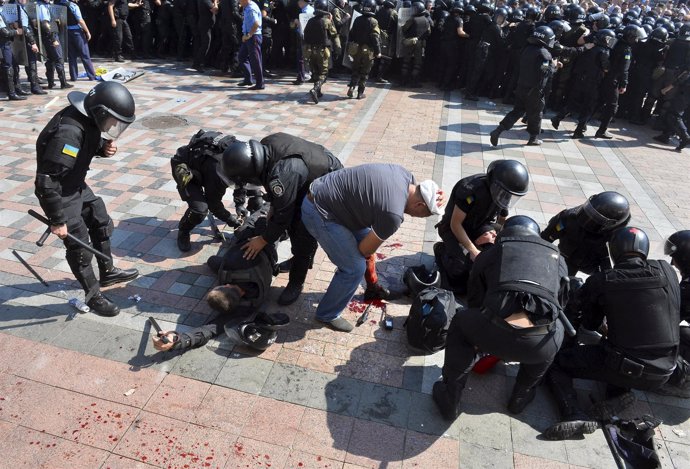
[223, 214, 242, 229]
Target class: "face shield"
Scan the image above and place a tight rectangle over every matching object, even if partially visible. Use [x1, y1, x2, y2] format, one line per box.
[91, 106, 132, 140]
[490, 182, 522, 210]
[216, 164, 235, 187]
[578, 199, 625, 233]
[664, 238, 678, 257]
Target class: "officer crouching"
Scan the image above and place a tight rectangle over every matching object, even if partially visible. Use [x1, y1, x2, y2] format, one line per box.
[433, 216, 569, 421]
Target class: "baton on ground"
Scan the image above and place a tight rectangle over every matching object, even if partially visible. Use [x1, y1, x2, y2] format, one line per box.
[149, 317, 171, 344]
[559, 310, 577, 338]
[356, 303, 373, 327]
[12, 249, 49, 287]
[28, 209, 112, 263]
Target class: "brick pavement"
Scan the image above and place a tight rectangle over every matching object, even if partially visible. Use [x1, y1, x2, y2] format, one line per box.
[1, 59, 690, 468]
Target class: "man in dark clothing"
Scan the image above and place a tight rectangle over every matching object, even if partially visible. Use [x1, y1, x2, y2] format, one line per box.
[436, 159, 528, 263]
[192, 0, 217, 72]
[652, 69, 690, 152]
[36, 0, 73, 89]
[210, 0, 241, 74]
[107, 0, 134, 61]
[551, 29, 615, 138]
[463, 0, 492, 100]
[438, 1, 467, 90]
[433, 216, 569, 421]
[542, 191, 630, 276]
[129, 0, 154, 59]
[0, 7, 27, 101]
[219, 132, 343, 306]
[347, 0, 380, 99]
[544, 227, 683, 440]
[595, 25, 644, 139]
[549, 5, 588, 111]
[623, 26, 667, 124]
[489, 26, 556, 147]
[171, 129, 243, 252]
[373, 0, 396, 83]
[34, 82, 139, 317]
[400, 1, 430, 87]
[303, 0, 340, 104]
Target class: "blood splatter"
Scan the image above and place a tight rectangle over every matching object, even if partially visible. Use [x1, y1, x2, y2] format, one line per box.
[141, 456, 148, 461]
[385, 243, 403, 249]
[375, 253, 387, 260]
[91, 403, 97, 406]
[264, 455, 270, 459]
[347, 300, 367, 314]
[0, 397, 5, 400]
[298, 463, 303, 467]
[206, 456, 213, 460]
[317, 456, 322, 461]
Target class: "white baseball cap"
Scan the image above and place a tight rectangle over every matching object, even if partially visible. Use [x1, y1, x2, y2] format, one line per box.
[419, 180, 443, 215]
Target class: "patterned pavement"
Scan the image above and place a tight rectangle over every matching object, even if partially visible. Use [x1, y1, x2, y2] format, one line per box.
[0, 58, 690, 468]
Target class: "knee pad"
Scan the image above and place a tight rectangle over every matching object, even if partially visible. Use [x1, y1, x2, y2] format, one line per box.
[180, 208, 208, 230]
[92, 218, 114, 241]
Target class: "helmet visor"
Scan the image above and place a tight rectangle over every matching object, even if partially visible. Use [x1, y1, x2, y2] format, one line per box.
[490, 183, 521, 209]
[664, 238, 678, 257]
[579, 199, 625, 233]
[100, 117, 131, 140]
[216, 164, 235, 187]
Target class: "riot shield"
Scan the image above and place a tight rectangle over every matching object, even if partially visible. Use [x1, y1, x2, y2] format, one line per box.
[48, 3, 68, 62]
[24, 1, 42, 63]
[396, 7, 411, 58]
[341, 8, 361, 68]
[0, 4, 28, 66]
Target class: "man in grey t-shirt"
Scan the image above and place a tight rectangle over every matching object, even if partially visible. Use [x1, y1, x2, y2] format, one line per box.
[301, 163, 445, 332]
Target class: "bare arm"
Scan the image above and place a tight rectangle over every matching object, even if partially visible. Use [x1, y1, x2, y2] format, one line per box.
[358, 231, 384, 258]
[450, 205, 480, 260]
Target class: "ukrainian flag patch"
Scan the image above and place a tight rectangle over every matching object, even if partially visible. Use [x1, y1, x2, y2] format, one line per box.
[556, 220, 565, 231]
[62, 144, 79, 158]
[465, 195, 475, 205]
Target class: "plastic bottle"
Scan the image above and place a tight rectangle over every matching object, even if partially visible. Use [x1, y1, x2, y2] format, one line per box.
[68, 298, 91, 313]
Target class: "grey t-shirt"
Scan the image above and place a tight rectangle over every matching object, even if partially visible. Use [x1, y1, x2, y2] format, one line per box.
[310, 163, 415, 240]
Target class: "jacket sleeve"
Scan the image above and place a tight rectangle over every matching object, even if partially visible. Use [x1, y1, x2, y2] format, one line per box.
[580, 275, 606, 331]
[261, 159, 309, 244]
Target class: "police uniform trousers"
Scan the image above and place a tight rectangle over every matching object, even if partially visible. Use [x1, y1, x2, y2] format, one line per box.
[40, 32, 68, 85]
[155, 2, 175, 55]
[111, 17, 134, 58]
[67, 28, 96, 81]
[1, 40, 14, 75]
[681, 325, 690, 362]
[176, 180, 214, 230]
[442, 307, 564, 396]
[61, 185, 115, 290]
[400, 39, 424, 81]
[499, 85, 545, 137]
[237, 34, 264, 87]
[659, 88, 690, 141]
[306, 45, 329, 82]
[349, 45, 374, 87]
[550, 343, 671, 397]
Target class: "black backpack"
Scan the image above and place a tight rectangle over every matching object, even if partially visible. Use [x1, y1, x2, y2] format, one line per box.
[405, 287, 458, 354]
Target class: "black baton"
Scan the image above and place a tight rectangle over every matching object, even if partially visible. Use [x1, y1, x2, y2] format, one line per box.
[28, 209, 112, 262]
[559, 310, 577, 338]
[36, 227, 51, 247]
[12, 250, 49, 287]
[149, 317, 170, 344]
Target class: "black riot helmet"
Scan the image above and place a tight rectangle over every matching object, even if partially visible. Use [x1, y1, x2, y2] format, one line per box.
[486, 159, 529, 209]
[528, 25, 556, 48]
[548, 20, 571, 40]
[623, 10, 639, 23]
[451, 0, 463, 14]
[609, 14, 623, 29]
[665, 230, 690, 276]
[591, 13, 610, 31]
[219, 140, 266, 186]
[576, 191, 630, 234]
[314, 0, 327, 11]
[622, 24, 646, 44]
[404, 265, 441, 298]
[464, 3, 476, 16]
[566, 5, 586, 25]
[494, 7, 508, 23]
[507, 8, 523, 23]
[650, 26, 669, 43]
[680, 23, 690, 39]
[411, 1, 425, 15]
[502, 215, 541, 236]
[587, 5, 602, 15]
[642, 16, 656, 27]
[68, 82, 135, 140]
[361, 0, 376, 12]
[595, 28, 617, 48]
[524, 6, 539, 22]
[543, 4, 562, 22]
[224, 311, 290, 351]
[642, 24, 653, 36]
[608, 226, 650, 264]
[477, 0, 493, 15]
[383, 0, 395, 7]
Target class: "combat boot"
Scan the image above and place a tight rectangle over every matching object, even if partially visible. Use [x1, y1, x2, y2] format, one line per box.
[357, 85, 366, 99]
[177, 230, 192, 251]
[544, 369, 598, 440]
[309, 80, 320, 104]
[13, 73, 31, 96]
[489, 125, 504, 147]
[550, 115, 561, 130]
[87, 292, 121, 317]
[4, 69, 27, 101]
[572, 123, 586, 139]
[347, 85, 355, 98]
[432, 380, 464, 421]
[526, 135, 543, 146]
[100, 266, 139, 287]
[29, 63, 47, 95]
[277, 282, 303, 305]
[595, 130, 614, 139]
[58, 68, 73, 89]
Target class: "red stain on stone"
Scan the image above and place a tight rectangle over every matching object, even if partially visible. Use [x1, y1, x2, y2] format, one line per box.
[264, 455, 270, 459]
[298, 463, 303, 467]
[317, 456, 322, 461]
[375, 253, 386, 260]
[0, 397, 5, 400]
[206, 456, 213, 460]
[233, 443, 244, 454]
[91, 403, 97, 406]
[385, 243, 403, 249]
[141, 456, 148, 461]
[347, 300, 367, 314]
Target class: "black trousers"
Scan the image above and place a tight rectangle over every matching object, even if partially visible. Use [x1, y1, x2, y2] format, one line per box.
[552, 344, 670, 395]
[111, 17, 134, 57]
[442, 307, 564, 394]
[193, 19, 214, 67]
[500, 86, 545, 137]
[219, 25, 240, 72]
[287, 198, 318, 287]
[680, 325, 690, 362]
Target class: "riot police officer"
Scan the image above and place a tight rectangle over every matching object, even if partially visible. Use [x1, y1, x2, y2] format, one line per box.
[463, 0, 492, 100]
[400, 1, 430, 87]
[347, 0, 380, 99]
[623, 26, 667, 124]
[438, 1, 468, 90]
[433, 216, 569, 421]
[36, 0, 73, 89]
[489, 26, 556, 147]
[435, 159, 528, 278]
[219, 132, 343, 305]
[34, 82, 139, 317]
[303, 0, 340, 104]
[171, 130, 242, 252]
[373, 0, 396, 84]
[107, 0, 134, 62]
[502, 6, 537, 103]
[545, 227, 681, 439]
[542, 191, 630, 276]
[548, 5, 588, 111]
[0, 5, 27, 100]
[665, 230, 690, 364]
[595, 25, 645, 139]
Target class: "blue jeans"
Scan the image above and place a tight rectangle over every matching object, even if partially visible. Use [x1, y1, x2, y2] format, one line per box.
[301, 197, 370, 322]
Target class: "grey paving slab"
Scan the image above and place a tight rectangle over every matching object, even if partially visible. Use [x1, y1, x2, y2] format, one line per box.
[509, 413, 569, 464]
[665, 441, 690, 469]
[170, 343, 230, 383]
[355, 382, 412, 429]
[405, 391, 460, 439]
[458, 441, 512, 469]
[651, 402, 690, 445]
[313, 375, 365, 417]
[455, 404, 512, 453]
[214, 353, 273, 394]
[49, 316, 113, 354]
[563, 430, 616, 468]
[261, 362, 328, 406]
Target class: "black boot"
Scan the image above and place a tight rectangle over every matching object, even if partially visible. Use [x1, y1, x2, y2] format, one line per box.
[543, 370, 598, 440]
[357, 85, 366, 99]
[57, 67, 73, 89]
[87, 292, 121, 317]
[526, 135, 543, 146]
[177, 230, 191, 251]
[176, 209, 205, 252]
[28, 63, 47, 95]
[309, 80, 320, 104]
[572, 123, 586, 139]
[46, 62, 56, 89]
[507, 383, 537, 414]
[5, 68, 27, 101]
[13, 71, 31, 96]
[551, 115, 561, 130]
[347, 85, 355, 98]
[277, 282, 304, 305]
[489, 125, 504, 147]
[95, 238, 139, 286]
[432, 380, 464, 421]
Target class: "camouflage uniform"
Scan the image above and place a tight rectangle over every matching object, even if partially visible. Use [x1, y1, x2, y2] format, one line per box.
[347, 9, 380, 99]
[304, 9, 341, 103]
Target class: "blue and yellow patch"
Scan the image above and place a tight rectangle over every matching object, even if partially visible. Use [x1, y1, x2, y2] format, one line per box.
[555, 220, 565, 232]
[62, 144, 79, 158]
[465, 195, 475, 205]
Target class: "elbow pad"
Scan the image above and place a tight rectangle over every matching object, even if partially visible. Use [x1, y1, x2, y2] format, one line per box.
[34, 174, 66, 224]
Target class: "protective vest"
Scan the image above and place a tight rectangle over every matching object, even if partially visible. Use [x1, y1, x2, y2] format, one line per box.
[261, 132, 342, 183]
[489, 235, 561, 306]
[517, 44, 553, 89]
[350, 13, 378, 47]
[603, 260, 680, 355]
[175, 130, 236, 167]
[664, 38, 690, 70]
[66, 3, 79, 27]
[303, 13, 329, 46]
[36, 106, 101, 195]
[573, 45, 609, 82]
[551, 208, 610, 274]
[217, 249, 274, 308]
[403, 15, 429, 39]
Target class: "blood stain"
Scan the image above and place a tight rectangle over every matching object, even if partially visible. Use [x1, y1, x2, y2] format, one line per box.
[298, 463, 303, 467]
[91, 403, 97, 406]
[72, 430, 79, 435]
[264, 455, 270, 459]
[317, 456, 322, 461]
[375, 253, 386, 260]
[206, 456, 213, 460]
[385, 242, 403, 249]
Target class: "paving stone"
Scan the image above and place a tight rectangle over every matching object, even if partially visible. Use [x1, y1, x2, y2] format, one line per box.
[261, 362, 329, 406]
[170, 343, 231, 383]
[355, 382, 412, 429]
[510, 413, 569, 464]
[214, 353, 274, 394]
